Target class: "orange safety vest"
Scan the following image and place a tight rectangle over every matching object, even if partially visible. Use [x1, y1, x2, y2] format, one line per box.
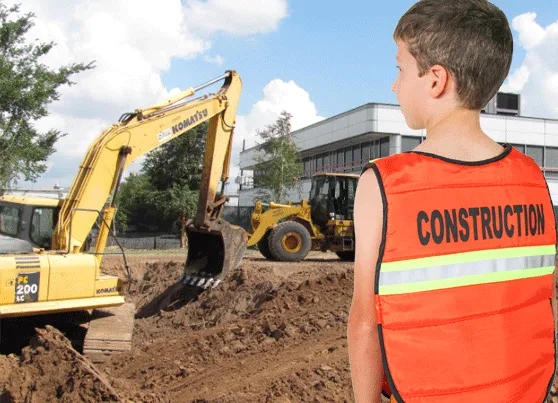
[362, 145, 557, 403]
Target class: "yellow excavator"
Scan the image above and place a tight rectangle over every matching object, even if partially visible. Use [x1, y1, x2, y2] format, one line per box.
[0, 71, 248, 357]
[248, 173, 359, 262]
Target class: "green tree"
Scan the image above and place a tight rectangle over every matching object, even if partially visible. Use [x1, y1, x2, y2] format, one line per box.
[159, 183, 198, 248]
[0, 3, 94, 189]
[116, 122, 208, 247]
[114, 173, 157, 233]
[142, 122, 207, 191]
[254, 111, 303, 203]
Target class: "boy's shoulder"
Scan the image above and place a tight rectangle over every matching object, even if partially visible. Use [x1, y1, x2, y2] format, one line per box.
[361, 152, 419, 174]
[361, 145, 545, 182]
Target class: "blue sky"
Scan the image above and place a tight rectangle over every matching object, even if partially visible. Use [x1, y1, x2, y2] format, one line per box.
[164, 0, 555, 118]
[9, 0, 558, 191]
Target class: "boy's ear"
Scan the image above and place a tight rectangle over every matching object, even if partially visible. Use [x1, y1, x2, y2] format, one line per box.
[428, 64, 450, 99]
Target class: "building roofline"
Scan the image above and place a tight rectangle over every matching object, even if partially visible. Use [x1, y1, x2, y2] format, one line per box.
[239, 101, 558, 155]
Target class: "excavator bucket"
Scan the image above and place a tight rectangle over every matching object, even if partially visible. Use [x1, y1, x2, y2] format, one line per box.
[135, 219, 248, 318]
[182, 219, 249, 288]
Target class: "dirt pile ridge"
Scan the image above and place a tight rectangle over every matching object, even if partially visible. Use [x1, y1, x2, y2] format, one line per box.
[1, 252, 557, 402]
[0, 326, 120, 403]
[102, 255, 359, 402]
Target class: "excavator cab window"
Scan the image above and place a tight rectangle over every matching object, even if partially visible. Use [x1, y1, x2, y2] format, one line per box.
[0, 205, 20, 236]
[30, 207, 56, 249]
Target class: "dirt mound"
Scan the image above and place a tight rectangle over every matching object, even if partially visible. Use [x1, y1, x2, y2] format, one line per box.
[0, 326, 119, 403]
[2, 252, 556, 402]
[100, 257, 356, 402]
[130, 257, 351, 345]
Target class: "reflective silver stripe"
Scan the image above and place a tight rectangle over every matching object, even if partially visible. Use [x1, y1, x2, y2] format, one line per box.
[379, 254, 556, 287]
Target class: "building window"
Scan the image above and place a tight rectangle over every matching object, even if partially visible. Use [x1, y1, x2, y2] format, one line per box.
[330, 152, 337, 170]
[510, 143, 525, 154]
[345, 147, 353, 163]
[546, 147, 558, 167]
[525, 145, 543, 167]
[380, 137, 390, 157]
[371, 140, 380, 159]
[353, 144, 362, 166]
[362, 143, 370, 161]
[337, 150, 344, 170]
[323, 153, 330, 171]
[545, 147, 558, 179]
[401, 136, 421, 153]
[303, 158, 311, 178]
[316, 154, 323, 171]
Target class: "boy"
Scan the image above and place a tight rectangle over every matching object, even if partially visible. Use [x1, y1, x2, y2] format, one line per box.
[348, 1, 557, 402]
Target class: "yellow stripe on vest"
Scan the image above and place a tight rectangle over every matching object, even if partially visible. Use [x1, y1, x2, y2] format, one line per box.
[378, 244, 556, 295]
[380, 245, 556, 272]
[379, 266, 554, 295]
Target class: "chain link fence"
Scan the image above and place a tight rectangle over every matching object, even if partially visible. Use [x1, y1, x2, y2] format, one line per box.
[90, 205, 255, 251]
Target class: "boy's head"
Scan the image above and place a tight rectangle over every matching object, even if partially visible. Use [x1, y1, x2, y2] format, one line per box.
[392, 0, 513, 129]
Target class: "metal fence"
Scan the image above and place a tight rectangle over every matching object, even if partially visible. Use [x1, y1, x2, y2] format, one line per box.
[221, 205, 254, 232]
[89, 205, 255, 251]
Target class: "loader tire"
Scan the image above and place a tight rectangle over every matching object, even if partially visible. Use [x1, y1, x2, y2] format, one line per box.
[268, 221, 311, 262]
[336, 251, 355, 261]
[257, 231, 275, 260]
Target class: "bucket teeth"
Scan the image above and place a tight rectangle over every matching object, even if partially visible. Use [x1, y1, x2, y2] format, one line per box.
[180, 274, 222, 289]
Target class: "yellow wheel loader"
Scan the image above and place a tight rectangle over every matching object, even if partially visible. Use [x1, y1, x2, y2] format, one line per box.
[248, 173, 359, 262]
[0, 71, 248, 358]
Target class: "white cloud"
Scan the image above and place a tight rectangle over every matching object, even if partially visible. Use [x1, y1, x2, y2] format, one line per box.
[34, 114, 108, 159]
[183, 0, 288, 36]
[7, 0, 289, 189]
[500, 13, 558, 118]
[203, 54, 225, 66]
[512, 12, 546, 49]
[225, 79, 325, 194]
[238, 79, 325, 148]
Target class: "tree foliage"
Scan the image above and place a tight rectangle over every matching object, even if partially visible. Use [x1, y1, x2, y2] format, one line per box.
[114, 174, 156, 233]
[0, 3, 94, 188]
[253, 111, 303, 203]
[115, 122, 208, 246]
[142, 122, 207, 191]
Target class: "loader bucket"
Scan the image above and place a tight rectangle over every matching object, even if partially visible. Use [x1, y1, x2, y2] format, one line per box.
[181, 219, 249, 289]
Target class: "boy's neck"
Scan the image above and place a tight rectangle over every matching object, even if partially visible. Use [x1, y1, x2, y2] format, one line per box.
[416, 107, 504, 160]
[425, 107, 481, 140]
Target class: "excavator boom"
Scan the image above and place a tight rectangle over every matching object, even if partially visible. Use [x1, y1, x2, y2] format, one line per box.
[52, 72, 245, 263]
[0, 71, 248, 357]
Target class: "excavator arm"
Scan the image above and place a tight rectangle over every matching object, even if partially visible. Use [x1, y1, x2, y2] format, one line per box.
[51, 71, 247, 279]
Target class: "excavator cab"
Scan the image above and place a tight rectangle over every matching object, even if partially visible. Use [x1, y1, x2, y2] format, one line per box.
[0, 195, 63, 250]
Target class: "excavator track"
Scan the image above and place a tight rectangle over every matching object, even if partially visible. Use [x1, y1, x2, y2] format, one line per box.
[82, 302, 135, 363]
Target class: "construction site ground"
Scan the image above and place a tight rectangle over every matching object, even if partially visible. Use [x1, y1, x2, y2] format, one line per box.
[1, 250, 557, 402]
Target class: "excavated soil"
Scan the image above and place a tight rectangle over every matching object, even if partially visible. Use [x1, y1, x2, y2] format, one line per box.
[1, 250, 557, 402]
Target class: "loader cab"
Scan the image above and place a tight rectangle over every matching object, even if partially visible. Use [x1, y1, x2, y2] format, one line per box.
[309, 173, 359, 229]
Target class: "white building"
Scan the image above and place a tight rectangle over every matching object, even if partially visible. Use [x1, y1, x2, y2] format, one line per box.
[238, 93, 558, 212]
